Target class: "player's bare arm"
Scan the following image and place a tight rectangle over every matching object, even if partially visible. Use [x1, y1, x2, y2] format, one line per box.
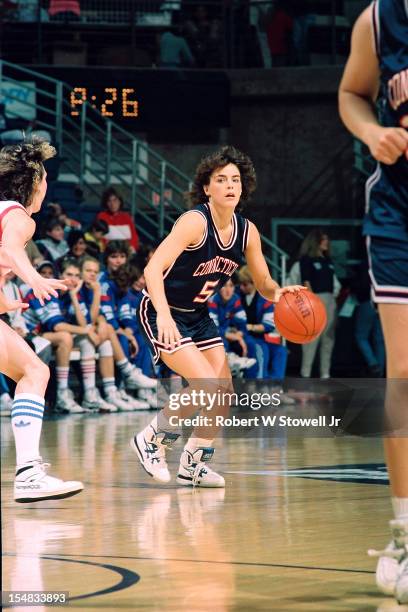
[339, 6, 408, 164]
[245, 222, 304, 302]
[1, 209, 67, 303]
[144, 211, 206, 348]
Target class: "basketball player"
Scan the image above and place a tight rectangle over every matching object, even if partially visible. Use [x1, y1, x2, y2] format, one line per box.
[339, 0, 408, 603]
[132, 146, 303, 488]
[0, 140, 83, 502]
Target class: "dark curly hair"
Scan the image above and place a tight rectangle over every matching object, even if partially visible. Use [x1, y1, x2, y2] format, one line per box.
[101, 186, 124, 210]
[187, 146, 257, 208]
[0, 139, 56, 207]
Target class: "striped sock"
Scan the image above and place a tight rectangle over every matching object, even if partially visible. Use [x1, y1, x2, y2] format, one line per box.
[103, 377, 116, 395]
[117, 358, 133, 377]
[11, 393, 44, 466]
[56, 366, 69, 391]
[81, 360, 96, 391]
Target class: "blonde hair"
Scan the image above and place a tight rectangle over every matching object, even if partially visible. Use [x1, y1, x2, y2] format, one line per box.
[0, 138, 56, 207]
[238, 265, 253, 283]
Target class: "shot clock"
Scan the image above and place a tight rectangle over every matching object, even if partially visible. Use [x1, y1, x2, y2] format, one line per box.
[32, 66, 230, 130]
[70, 87, 139, 118]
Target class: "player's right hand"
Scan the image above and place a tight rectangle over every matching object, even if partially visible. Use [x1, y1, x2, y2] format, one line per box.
[156, 312, 182, 350]
[367, 126, 408, 165]
[31, 276, 68, 305]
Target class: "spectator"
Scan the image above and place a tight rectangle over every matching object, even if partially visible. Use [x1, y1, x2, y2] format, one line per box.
[184, 4, 220, 68]
[159, 16, 195, 68]
[35, 218, 69, 263]
[77, 256, 148, 411]
[238, 265, 290, 387]
[97, 187, 140, 252]
[353, 252, 385, 377]
[56, 229, 87, 271]
[47, 202, 82, 235]
[266, 0, 293, 67]
[299, 229, 338, 378]
[99, 242, 157, 401]
[118, 264, 156, 379]
[48, 0, 80, 21]
[208, 278, 258, 376]
[57, 259, 117, 412]
[25, 240, 44, 267]
[84, 217, 109, 259]
[21, 260, 86, 413]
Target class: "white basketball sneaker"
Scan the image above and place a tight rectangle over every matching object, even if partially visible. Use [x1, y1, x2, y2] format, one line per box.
[83, 388, 118, 413]
[14, 459, 84, 503]
[176, 447, 225, 488]
[55, 388, 87, 414]
[369, 519, 408, 598]
[124, 366, 156, 390]
[130, 425, 179, 483]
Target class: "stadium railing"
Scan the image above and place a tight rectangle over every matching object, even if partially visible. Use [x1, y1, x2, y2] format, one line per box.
[0, 59, 289, 282]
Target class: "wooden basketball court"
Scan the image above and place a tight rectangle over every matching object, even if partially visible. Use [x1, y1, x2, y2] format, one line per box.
[1, 411, 404, 611]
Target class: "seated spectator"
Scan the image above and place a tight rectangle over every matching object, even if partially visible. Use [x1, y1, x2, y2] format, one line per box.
[48, 0, 80, 21]
[21, 260, 87, 413]
[84, 218, 109, 259]
[238, 266, 292, 396]
[118, 263, 155, 379]
[25, 239, 44, 267]
[55, 229, 87, 271]
[47, 202, 82, 235]
[159, 15, 195, 68]
[208, 277, 258, 377]
[36, 218, 69, 262]
[99, 242, 157, 403]
[80, 256, 152, 409]
[97, 187, 140, 252]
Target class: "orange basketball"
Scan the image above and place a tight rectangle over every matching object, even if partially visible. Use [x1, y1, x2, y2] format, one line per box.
[274, 290, 327, 344]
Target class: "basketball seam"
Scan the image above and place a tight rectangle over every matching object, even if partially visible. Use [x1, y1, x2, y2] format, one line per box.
[282, 293, 310, 335]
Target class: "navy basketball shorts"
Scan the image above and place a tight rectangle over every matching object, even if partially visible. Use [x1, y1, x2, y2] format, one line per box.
[367, 236, 408, 304]
[138, 295, 224, 364]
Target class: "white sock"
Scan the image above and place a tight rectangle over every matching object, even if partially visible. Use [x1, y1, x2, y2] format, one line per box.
[11, 393, 44, 466]
[392, 497, 408, 520]
[184, 437, 213, 453]
[103, 377, 116, 395]
[56, 366, 69, 391]
[81, 360, 96, 393]
[117, 358, 133, 377]
[148, 413, 180, 435]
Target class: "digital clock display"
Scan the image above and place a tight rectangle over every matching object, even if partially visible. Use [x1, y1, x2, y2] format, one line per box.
[32, 66, 230, 130]
[70, 87, 139, 118]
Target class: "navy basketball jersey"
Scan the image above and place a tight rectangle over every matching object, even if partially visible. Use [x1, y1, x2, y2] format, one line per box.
[149, 202, 250, 310]
[364, 0, 408, 239]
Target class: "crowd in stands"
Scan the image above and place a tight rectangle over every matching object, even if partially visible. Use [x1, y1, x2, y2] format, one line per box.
[0, 185, 384, 415]
[0, 184, 295, 416]
[4, 1, 351, 69]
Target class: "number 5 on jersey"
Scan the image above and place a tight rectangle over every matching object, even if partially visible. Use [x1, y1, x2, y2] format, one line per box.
[193, 280, 219, 303]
